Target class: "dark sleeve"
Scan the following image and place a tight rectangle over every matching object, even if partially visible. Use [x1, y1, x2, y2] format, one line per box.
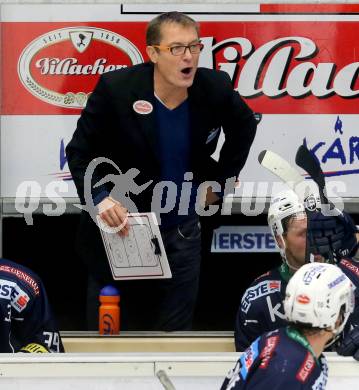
[246, 351, 305, 390]
[338, 258, 359, 330]
[221, 339, 304, 390]
[235, 291, 268, 351]
[217, 71, 257, 186]
[65, 75, 114, 204]
[18, 281, 64, 353]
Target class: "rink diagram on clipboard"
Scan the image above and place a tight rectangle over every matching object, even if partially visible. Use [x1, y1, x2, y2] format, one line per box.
[97, 213, 171, 280]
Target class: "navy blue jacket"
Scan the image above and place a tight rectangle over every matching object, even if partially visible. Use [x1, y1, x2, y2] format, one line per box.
[66, 62, 257, 281]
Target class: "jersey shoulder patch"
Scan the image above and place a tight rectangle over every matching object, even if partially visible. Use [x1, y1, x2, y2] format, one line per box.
[296, 351, 316, 383]
[241, 279, 282, 314]
[259, 334, 280, 369]
[340, 258, 359, 280]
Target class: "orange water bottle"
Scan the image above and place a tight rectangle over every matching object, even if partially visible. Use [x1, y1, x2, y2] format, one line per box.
[99, 285, 120, 335]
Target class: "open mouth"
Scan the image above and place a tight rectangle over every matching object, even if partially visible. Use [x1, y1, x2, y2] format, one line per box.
[181, 67, 192, 75]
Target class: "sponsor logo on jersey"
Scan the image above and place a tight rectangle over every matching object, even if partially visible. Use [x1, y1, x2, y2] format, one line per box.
[340, 259, 359, 278]
[296, 351, 316, 382]
[240, 339, 259, 380]
[0, 279, 30, 312]
[267, 296, 286, 322]
[241, 280, 281, 313]
[11, 288, 30, 313]
[259, 335, 279, 369]
[0, 266, 39, 295]
[0, 279, 16, 299]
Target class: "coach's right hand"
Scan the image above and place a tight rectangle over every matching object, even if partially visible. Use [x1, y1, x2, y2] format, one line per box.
[97, 196, 130, 236]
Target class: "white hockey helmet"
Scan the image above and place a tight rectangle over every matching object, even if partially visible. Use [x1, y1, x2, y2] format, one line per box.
[284, 262, 355, 335]
[268, 190, 306, 259]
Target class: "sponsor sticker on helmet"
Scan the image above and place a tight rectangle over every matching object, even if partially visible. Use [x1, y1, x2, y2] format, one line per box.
[296, 294, 311, 304]
[303, 265, 327, 285]
[328, 274, 347, 289]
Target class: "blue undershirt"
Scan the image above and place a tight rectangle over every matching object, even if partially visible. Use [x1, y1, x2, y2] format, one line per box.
[154, 96, 197, 230]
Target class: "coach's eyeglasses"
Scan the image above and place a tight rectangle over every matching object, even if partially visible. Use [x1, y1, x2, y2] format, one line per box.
[152, 42, 204, 56]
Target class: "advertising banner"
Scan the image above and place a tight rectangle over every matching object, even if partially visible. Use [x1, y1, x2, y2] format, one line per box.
[211, 225, 277, 253]
[1, 4, 359, 199]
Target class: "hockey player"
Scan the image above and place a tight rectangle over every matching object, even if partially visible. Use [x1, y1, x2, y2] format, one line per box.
[0, 258, 64, 353]
[235, 189, 359, 352]
[222, 262, 354, 390]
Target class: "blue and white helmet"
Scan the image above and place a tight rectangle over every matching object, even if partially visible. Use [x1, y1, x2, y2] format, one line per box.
[284, 262, 355, 335]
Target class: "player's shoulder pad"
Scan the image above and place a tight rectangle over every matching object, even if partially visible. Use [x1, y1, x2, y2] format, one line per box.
[240, 273, 282, 314]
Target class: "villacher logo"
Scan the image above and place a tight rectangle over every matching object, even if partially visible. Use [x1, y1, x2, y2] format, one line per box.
[17, 27, 143, 109]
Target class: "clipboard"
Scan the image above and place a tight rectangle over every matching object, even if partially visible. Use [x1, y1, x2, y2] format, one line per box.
[97, 212, 172, 280]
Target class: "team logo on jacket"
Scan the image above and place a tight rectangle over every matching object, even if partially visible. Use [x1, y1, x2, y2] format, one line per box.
[18, 27, 143, 109]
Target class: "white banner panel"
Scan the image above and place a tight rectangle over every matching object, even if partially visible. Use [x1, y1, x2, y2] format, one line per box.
[0, 116, 78, 197]
[237, 114, 359, 198]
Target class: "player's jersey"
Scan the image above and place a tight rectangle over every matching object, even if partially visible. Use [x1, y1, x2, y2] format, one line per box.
[221, 327, 328, 390]
[0, 258, 64, 353]
[235, 258, 359, 351]
[222, 327, 328, 390]
[235, 264, 288, 351]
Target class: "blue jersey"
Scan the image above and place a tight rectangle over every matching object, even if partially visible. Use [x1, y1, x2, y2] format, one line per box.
[0, 258, 64, 353]
[222, 327, 328, 390]
[235, 258, 359, 351]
